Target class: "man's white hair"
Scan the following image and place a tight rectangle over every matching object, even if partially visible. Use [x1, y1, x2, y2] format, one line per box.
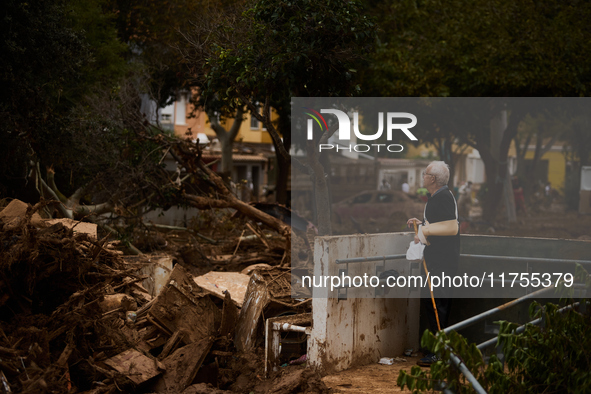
[428, 161, 450, 186]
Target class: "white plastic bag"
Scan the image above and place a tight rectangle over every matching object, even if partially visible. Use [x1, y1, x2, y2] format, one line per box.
[406, 240, 425, 261]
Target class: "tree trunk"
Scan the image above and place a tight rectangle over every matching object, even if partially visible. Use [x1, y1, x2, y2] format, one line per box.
[437, 138, 456, 189]
[307, 140, 332, 236]
[481, 103, 527, 223]
[481, 153, 498, 223]
[220, 133, 233, 177]
[275, 153, 290, 205]
[273, 118, 292, 205]
[208, 106, 244, 181]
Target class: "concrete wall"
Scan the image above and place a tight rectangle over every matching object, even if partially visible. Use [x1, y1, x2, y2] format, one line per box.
[308, 232, 420, 374]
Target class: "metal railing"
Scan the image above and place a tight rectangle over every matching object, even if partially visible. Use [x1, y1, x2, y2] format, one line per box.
[333, 252, 590, 394]
[335, 254, 407, 264]
[336, 253, 591, 266]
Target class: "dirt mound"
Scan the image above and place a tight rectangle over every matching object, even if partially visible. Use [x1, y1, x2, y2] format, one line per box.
[257, 368, 331, 394]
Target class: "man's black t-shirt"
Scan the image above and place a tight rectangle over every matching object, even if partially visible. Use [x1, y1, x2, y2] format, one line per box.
[423, 185, 460, 276]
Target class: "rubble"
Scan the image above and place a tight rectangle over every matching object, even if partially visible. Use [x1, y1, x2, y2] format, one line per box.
[103, 349, 162, 385]
[194, 271, 250, 307]
[157, 336, 214, 392]
[0, 199, 97, 238]
[0, 199, 322, 393]
[125, 254, 174, 297]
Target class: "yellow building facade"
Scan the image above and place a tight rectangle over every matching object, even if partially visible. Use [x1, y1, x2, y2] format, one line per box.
[169, 95, 275, 145]
[522, 147, 566, 193]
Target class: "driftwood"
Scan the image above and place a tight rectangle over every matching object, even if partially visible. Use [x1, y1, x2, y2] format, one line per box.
[234, 271, 270, 352]
[148, 265, 220, 345]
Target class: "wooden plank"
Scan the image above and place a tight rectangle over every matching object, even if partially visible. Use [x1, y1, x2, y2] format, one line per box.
[45, 218, 97, 239]
[160, 337, 214, 392]
[194, 271, 250, 308]
[0, 199, 44, 228]
[159, 329, 184, 360]
[149, 265, 219, 344]
[207, 252, 260, 263]
[218, 292, 239, 338]
[104, 349, 161, 385]
[234, 271, 270, 352]
[125, 254, 174, 297]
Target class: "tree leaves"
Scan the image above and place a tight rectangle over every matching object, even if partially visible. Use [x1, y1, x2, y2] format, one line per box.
[399, 269, 591, 393]
[366, 0, 591, 97]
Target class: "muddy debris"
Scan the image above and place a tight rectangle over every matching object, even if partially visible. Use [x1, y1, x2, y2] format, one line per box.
[0, 199, 317, 393]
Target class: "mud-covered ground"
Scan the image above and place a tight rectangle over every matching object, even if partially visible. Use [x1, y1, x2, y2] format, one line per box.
[322, 357, 421, 393]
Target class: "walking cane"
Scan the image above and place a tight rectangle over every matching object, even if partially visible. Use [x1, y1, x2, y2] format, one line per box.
[414, 221, 441, 331]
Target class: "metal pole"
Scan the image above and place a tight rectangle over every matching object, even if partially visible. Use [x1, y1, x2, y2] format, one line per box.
[443, 286, 555, 334]
[460, 254, 591, 266]
[272, 322, 308, 333]
[335, 254, 407, 264]
[448, 351, 488, 394]
[476, 302, 580, 351]
[336, 253, 591, 266]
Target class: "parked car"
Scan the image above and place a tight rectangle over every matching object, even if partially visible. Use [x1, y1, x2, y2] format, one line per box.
[332, 190, 424, 224]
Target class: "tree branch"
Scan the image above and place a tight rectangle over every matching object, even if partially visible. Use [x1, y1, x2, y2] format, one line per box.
[239, 93, 291, 163]
[228, 105, 244, 141]
[35, 170, 74, 219]
[46, 167, 68, 204]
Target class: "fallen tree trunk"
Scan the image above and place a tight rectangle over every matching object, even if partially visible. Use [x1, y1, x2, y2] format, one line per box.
[183, 193, 289, 238]
[173, 138, 291, 264]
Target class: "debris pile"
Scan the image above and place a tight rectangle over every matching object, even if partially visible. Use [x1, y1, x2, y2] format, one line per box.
[0, 200, 325, 393]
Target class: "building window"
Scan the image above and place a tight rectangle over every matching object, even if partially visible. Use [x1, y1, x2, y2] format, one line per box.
[250, 112, 260, 129]
[250, 102, 266, 130]
[175, 91, 188, 126]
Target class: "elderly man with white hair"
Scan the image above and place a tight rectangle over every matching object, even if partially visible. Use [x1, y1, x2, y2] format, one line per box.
[407, 161, 460, 367]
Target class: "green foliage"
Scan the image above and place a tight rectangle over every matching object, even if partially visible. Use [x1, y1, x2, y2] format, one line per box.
[196, 0, 377, 116]
[398, 269, 591, 393]
[491, 300, 591, 393]
[363, 1, 591, 220]
[362, 1, 591, 221]
[1, 0, 88, 170]
[0, 0, 134, 197]
[102, 0, 217, 108]
[398, 330, 488, 393]
[562, 114, 591, 210]
[0, 0, 192, 204]
[65, 0, 129, 97]
[365, 0, 591, 97]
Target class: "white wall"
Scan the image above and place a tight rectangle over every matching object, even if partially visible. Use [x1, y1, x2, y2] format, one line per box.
[308, 232, 420, 374]
[467, 150, 486, 184]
